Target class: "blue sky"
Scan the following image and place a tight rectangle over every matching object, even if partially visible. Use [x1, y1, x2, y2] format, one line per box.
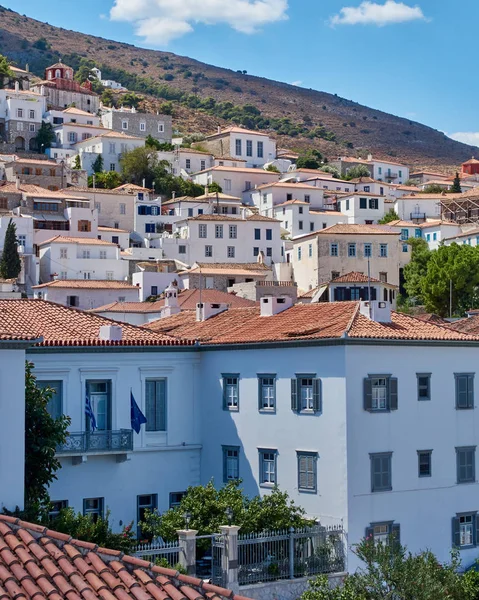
[3, 0, 478, 144]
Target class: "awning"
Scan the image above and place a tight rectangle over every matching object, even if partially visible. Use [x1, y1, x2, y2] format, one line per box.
[31, 214, 68, 222]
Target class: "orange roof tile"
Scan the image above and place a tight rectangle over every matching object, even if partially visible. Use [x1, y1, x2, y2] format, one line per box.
[331, 271, 382, 284]
[295, 223, 399, 239]
[98, 226, 130, 233]
[255, 181, 321, 191]
[32, 280, 137, 290]
[206, 126, 270, 138]
[448, 316, 479, 334]
[38, 236, 116, 246]
[0, 515, 243, 600]
[194, 166, 280, 176]
[0, 299, 188, 347]
[187, 214, 279, 222]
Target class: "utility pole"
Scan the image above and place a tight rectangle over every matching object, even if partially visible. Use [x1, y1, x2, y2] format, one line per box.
[450, 279, 453, 319]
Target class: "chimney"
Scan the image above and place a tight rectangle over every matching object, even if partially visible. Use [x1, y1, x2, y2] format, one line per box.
[14, 81, 19, 92]
[15, 176, 20, 190]
[172, 190, 176, 200]
[367, 154, 373, 161]
[196, 301, 229, 322]
[99, 325, 123, 341]
[359, 300, 392, 323]
[260, 295, 293, 317]
[217, 126, 221, 134]
[162, 282, 181, 317]
[26, 64, 29, 73]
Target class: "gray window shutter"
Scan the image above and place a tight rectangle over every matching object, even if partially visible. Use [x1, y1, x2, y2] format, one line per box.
[389, 378, 398, 410]
[291, 378, 298, 412]
[365, 526, 374, 540]
[468, 375, 474, 408]
[313, 378, 322, 412]
[456, 376, 467, 408]
[258, 378, 262, 411]
[452, 517, 461, 547]
[157, 380, 166, 431]
[145, 380, 155, 431]
[298, 456, 307, 489]
[391, 523, 400, 546]
[364, 378, 373, 411]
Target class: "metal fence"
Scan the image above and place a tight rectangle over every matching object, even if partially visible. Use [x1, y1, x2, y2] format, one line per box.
[132, 539, 181, 567]
[237, 525, 345, 586]
[57, 429, 133, 454]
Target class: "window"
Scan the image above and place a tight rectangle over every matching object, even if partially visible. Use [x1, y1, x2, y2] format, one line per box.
[246, 140, 253, 157]
[106, 272, 113, 280]
[83, 498, 104, 522]
[298, 220, 303, 230]
[254, 228, 261, 240]
[199, 224, 207, 238]
[28, 109, 35, 119]
[205, 245, 213, 257]
[17, 122, 23, 131]
[297, 246, 302, 261]
[34, 202, 58, 212]
[426, 233, 431, 242]
[200, 160, 206, 171]
[345, 199, 350, 211]
[82, 249, 90, 259]
[99, 250, 107, 259]
[257, 141, 264, 158]
[17, 108, 24, 118]
[452, 513, 478, 548]
[310, 222, 315, 232]
[258, 374, 276, 411]
[266, 228, 272, 241]
[37, 380, 63, 419]
[179, 245, 186, 254]
[137, 495, 158, 536]
[145, 379, 167, 431]
[263, 194, 268, 204]
[370, 452, 392, 492]
[348, 243, 356, 257]
[399, 170, 402, 178]
[308, 243, 313, 257]
[229, 225, 237, 239]
[455, 373, 474, 409]
[49, 500, 68, 520]
[259, 449, 277, 486]
[235, 139, 242, 155]
[418, 450, 432, 477]
[86, 380, 111, 431]
[378, 167, 382, 175]
[122, 120, 128, 130]
[198, 209, 203, 215]
[299, 207, 304, 214]
[215, 224, 223, 239]
[110, 163, 116, 172]
[304, 194, 311, 203]
[118, 296, 126, 303]
[369, 198, 379, 210]
[380, 244, 388, 257]
[253, 247, 259, 257]
[402, 244, 408, 253]
[223, 374, 239, 410]
[184, 158, 191, 170]
[60, 248, 68, 259]
[297, 452, 318, 493]
[119, 203, 126, 215]
[359, 198, 367, 209]
[365, 522, 400, 545]
[364, 375, 398, 412]
[83, 272, 92, 280]
[223, 446, 239, 482]
[95, 202, 101, 213]
[330, 243, 338, 257]
[140, 122, 146, 132]
[17, 234, 26, 247]
[29, 123, 35, 133]
[112, 236, 119, 244]
[379, 272, 387, 283]
[417, 373, 431, 401]
[291, 375, 321, 413]
[0, 197, 7, 210]
[169, 492, 186, 508]
[400, 229, 409, 241]
[158, 122, 165, 133]
[109, 143, 116, 154]
[224, 179, 232, 191]
[456, 447, 476, 483]
[227, 246, 235, 258]
[66, 296, 79, 307]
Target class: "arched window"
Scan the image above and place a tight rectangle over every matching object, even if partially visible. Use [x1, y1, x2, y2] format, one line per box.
[55, 69, 61, 79]
[47, 71, 52, 80]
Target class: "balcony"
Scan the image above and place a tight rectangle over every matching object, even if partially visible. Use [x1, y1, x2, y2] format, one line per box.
[410, 212, 426, 222]
[57, 429, 133, 464]
[385, 172, 398, 179]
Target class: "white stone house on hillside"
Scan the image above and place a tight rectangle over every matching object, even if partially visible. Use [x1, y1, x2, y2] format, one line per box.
[192, 166, 280, 202]
[199, 126, 276, 167]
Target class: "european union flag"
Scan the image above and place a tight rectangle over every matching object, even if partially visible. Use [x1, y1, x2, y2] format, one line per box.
[131, 391, 147, 434]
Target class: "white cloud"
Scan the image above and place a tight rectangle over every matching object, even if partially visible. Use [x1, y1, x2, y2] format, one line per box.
[448, 132, 479, 147]
[330, 1, 426, 26]
[110, 0, 289, 44]
[290, 80, 302, 86]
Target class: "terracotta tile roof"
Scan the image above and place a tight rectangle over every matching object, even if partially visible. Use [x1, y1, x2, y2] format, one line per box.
[206, 126, 270, 137]
[298, 286, 321, 299]
[183, 262, 271, 277]
[32, 280, 137, 290]
[154, 302, 477, 345]
[63, 107, 94, 116]
[255, 182, 320, 191]
[56, 122, 105, 130]
[462, 158, 479, 165]
[114, 183, 152, 193]
[0, 299, 189, 347]
[447, 316, 479, 334]
[38, 236, 116, 246]
[59, 187, 132, 196]
[74, 131, 143, 144]
[274, 200, 309, 207]
[163, 193, 242, 206]
[180, 147, 213, 155]
[6, 158, 59, 167]
[0, 515, 244, 600]
[413, 313, 447, 324]
[194, 166, 280, 176]
[295, 223, 399, 240]
[98, 226, 130, 233]
[90, 301, 165, 313]
[395, 185, 422, 191]
[331, 271, 382, 284]
[187, 214, 279, 222]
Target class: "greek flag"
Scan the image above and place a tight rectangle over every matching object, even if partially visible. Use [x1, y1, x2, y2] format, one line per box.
[85, 393, 97, 432]
[131, 391, 147, 434]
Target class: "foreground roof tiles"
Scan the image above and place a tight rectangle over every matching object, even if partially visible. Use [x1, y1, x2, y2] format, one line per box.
[152, 302, 477, 345]
[0, 300, 189, 347]
[0, 515, 245, 600]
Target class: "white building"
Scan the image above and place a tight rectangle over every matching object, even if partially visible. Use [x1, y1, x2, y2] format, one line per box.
[0, 86, 46, 152]
[192, 166, 280, 202]
[272, 200, 345, 238]
[32, 279, 140, 309]
[333, 155, 410, 185]
[251, 182, 326, 217]
[38, 235, 128, 283]
[338, 193, 386, 224]
[91, 67, 126, 91]
[200, 126, 276, 168]
[73, 131, 145, 174]
[45, 106, 101, 127]
[394, 193, 448, 222]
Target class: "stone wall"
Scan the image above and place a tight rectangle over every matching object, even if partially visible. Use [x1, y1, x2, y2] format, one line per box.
[188, 273, 265, 292]
[231, 280, 298, 302]
[110, 112, 173, 142]
[240, 572, 346, 600]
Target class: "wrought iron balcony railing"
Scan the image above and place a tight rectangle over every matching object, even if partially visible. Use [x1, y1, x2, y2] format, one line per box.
[56, 429, 133, 455]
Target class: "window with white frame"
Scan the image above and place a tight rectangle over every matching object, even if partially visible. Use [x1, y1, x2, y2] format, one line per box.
[60, 248, 68, 259]
[246, 140, 253, 157]
[158, 122, 165, 133]
[106, 271, 114, 280]
[199, 224, 207, 238]
[291, 375, 321, 413]
[348, 243, 356, 257]
[200, 160, 206, 171]
[364, 375, 398, 412]
[259, 449, 277, 486]
[17, 108, 23, 118]
[452, 513, 477, 548]
[380, 244, 388, 257]
[99, 250, 107, 259]
[122, 120, 128, 130]
[29, 123, 35, 132]
[205, 245, 213, 257]
[223, 374, 239, 410]
[330, 243, 338, 257]
[257, 141, 264, 158]
[185, 159, 191, 170]
[224, 179, 232, 191]
[227, 246, 235, 258]
[83, 250, 90, 259]
[109, 163, 116, 172]
[215, 224, 223, 238]
[120, 203, 126, 215]
[29, 110, 35, 119]
[223, 446, 239, 482]
[68, 132, 76, 143]
[229, 225, 237, 239]
[109, 143, 116, 154]
[17, 122, 23, 131]
[235, 139, 242, 155]
[258, 374, 275, 411]
[140, 122, 146, 132]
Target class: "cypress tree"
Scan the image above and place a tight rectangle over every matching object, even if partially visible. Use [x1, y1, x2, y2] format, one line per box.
[451, 172, 462, 194]
[0, 219, 21, 279]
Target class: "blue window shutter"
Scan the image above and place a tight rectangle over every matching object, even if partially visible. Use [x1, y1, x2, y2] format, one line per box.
[475, 515, 479, 547]
[222, 377, 227, 410]
[456, 375, 468, 408]
[222, 449, 226, 483]
[468, 375, 474, 408]
[291, 378, 298, 412]
[313, 378, 322, 413]
[389, 378, 398, 410]
[452, 517, 461, 547]
[364, 378, 373, 411]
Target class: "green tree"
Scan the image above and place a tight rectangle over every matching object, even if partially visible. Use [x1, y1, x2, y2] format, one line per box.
[0, 219, 21, 279]
[296, 150, 323, 170]
[0, 54, 13, 88]
[24, 362, 70, 515]
[207, 181, 223, 194]
[320, 165, 341, 178]
[378, 208, 400, 224]
[421, 243, 479, 317]
[145, 135, 174, 151]
[119, 92, 140, 108]
[92, 154, 104, 174]
[121, 146, 157, 186]
[34, 122, 55, 152]
[301, 536, 478, 600]
[265, 164, 280, 173]
[451, 172, 462, 193]
[140, 480, 311, 547]
[101, 88, 115, 107]
[93, 171, 123, 189]
[403, 237, 431, 305]
[344, 164, 371, 180]
[72, 155, 81, 170]
[423, 183, 446, 194]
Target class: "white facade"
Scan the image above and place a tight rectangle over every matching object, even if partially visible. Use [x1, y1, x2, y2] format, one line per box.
[33, 282, 139, 309]
[192, 167, 280, 202]
[157, 149, 214, 176]
[203, 128, 276, 168]
[394, 194, 443, 221]
[251, 182, 326, 217]
[339, 194, 386, 224]
[132, 271, 183, 301]
[371, 159, 409, 184]
[273, 202, 345, 238]
[74, 133, 145, 174]
[0, 87, 46, 150]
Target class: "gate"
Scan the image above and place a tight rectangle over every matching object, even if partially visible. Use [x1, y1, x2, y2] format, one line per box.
[195, 533, 225, 584]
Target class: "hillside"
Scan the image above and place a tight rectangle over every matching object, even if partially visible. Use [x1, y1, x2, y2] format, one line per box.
[0, 5, 475, 170]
